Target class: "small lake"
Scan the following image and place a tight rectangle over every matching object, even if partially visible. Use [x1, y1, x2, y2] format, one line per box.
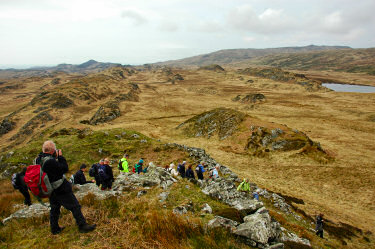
[322, 83, 375, 93]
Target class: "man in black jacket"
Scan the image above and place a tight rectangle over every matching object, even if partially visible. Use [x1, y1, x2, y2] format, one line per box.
[74, 164, 95, 185]
[36, 140, 96, 235]
[100, 158, 114, 190]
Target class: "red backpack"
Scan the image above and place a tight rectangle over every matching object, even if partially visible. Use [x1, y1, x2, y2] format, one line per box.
[24, 156, 64, 198]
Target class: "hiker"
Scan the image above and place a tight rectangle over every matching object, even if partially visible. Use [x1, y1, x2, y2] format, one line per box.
[211, 164, 220, 179]
[89, 160, 102, 187]
[100, 158, 114, 190]
[35, 140, 96, 234]
[73, 164, 95, 185]
[11, 167, 32, 206]
[252, 190, 259, 201]
[178, 161, 186, 178]
[135, 159, 144, 174]
[185, 165, 195, 179]
[169, 163, 178, 177]
[195, 161, 205, 180]
[315, 213, 324, 238]
[237, 179, 250, 192]
[118, 154, 129, 173]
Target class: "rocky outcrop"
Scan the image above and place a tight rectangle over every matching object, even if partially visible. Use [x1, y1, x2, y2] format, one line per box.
[234, 207, 281, 247]
[89, 101, 121, 125]
[177, 108, 246, 140]
[238, 67, 327, 92]
[232, 94, 266, 103]
[11, 111, 53, 140]
[74, 183, 120, 200]
[0, 117, 15, 136]
[199, 64, 225, 72]
[88, 83, 140, 125]
[50, 93, 74, 109]
[207, 216, 239, 232]
[2, 204, 50, 224]
[113, 162, 178, 191]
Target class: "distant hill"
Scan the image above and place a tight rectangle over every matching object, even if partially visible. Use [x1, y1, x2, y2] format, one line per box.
[243, 48, 375, 75]
[154, 45, 351, 67]
[0, 60, 122, 79]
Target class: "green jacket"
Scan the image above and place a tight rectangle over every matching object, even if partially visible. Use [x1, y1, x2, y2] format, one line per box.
[120, 158, 129, 173]
[237, 180, 250, 192]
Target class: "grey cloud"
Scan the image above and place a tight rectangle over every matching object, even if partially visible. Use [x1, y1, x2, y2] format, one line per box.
[227, 5, 297, 34]
[121, 10, 147, 26]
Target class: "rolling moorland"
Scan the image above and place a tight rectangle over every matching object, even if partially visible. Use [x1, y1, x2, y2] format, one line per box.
[0, 46, 375, 248]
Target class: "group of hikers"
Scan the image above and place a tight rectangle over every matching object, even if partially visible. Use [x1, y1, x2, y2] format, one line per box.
[10, 139, 325, 238]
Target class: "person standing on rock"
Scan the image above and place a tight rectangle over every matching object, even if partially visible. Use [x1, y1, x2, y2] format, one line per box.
[119, 154, 129, 174]
[237, 179, 250, 192]
[73, 164, 95, 185]
[11, 167, 32, 206]
[35, 140, 96, 234]
[315, 213, 324, 238]
[100, 158, 114, 190]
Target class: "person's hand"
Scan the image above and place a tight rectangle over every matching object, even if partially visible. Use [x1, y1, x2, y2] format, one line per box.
[92, 180, 95, 183]
[57, 149, 62, 156]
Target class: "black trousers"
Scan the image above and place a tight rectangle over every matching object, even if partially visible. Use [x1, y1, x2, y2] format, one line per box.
[49, 190, 86, 233]
[94, 175, 101, 187]
[316, 230, 323, 238]
[101, 180, 112, 190]
[18, 186, 32, 206]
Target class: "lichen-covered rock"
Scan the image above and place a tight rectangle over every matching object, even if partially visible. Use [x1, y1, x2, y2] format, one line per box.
[2, 204, 50, 224]
[74, 183, 120, 200]
[201, 203, 212, 214]
[234, 207, 281, 247]
[280, 227, 311, 247]
[207, 216, 239, 232]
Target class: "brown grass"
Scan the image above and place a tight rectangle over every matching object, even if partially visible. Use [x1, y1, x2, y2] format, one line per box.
[1, 66, 375, 248]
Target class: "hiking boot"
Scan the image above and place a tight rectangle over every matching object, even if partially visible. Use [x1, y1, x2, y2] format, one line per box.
[52, 226, 65, 235]
[79, 223, 96, 233]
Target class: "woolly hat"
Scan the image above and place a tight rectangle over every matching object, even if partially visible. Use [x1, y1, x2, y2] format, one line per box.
[139, 159, 144, 164]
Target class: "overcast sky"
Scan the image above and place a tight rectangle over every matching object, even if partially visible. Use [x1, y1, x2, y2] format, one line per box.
[0, 0, 374, 68]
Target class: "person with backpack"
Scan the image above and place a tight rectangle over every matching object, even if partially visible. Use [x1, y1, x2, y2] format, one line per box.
[12, 167, 32, 206]
[118, 154, 129, 173]
[89, 160, 102, 187]
[34, 140, 96, 235]
[178, 161, 186, 178]
[73, 164, 95, 185]
[99, 158, 114, 190]
[195, 161, 205, 180]
[185, 164, 195, 179]
[237, 178, 250, 192]
[135, 159, 144, 174]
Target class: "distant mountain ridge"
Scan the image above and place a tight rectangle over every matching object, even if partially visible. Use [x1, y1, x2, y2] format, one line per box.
[154, 45, 352, 67]
[0, 60, 122, 79]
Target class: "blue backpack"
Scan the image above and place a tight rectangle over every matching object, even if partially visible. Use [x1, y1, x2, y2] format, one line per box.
[98, 165, 108, 180]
